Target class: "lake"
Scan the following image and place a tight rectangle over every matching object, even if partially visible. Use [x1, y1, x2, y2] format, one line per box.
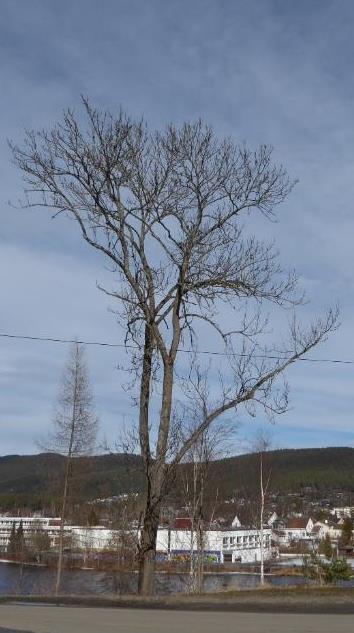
[0, 560, 353, 596]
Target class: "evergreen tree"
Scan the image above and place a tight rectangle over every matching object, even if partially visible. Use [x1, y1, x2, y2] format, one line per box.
[303, 553, 352, 585]
[7, 521, 17, 556]
[340, 517, 353, 546]
[16, 520, 26, 558]
[87, 505, 100, 527]
[319, 533, 333, 560]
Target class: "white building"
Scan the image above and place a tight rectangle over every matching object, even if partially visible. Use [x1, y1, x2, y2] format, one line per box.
[68, 524, 273, 563]
[156, 526, 272, 563]
[311, 521, 343, 543]
[71, 526, 113, 550]
[0, 516, 64, 550]
[0, 516, 272, 563]
[282, 517, 314, 544]
[330, 507, 354, 519]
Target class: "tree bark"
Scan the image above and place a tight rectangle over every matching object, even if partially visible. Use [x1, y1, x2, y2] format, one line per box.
[138, 352, 175, 594]
[196, 517, 204, 594]
[137, 492, 161, 595]
[137, 325, 161, 595]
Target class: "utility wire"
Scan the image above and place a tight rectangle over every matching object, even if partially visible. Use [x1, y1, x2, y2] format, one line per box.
[0, 332, 351, 365]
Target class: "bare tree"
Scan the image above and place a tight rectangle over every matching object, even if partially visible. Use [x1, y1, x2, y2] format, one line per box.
[27, 520, 51, 564]
[11, 99, 338, 594]
[46, 342, 98, 595]
[182, 420, 232, 593]
[252, 429, 273, 585]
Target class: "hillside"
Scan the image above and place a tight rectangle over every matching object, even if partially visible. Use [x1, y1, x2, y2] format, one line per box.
[205, 447, 354, 496]
[0, 452, 145, 510]
[0, 447, 353, 510]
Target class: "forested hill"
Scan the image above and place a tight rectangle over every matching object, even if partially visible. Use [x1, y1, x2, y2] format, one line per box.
[0, 447, 353, 510]
[206, 446, 354, 497]
[0, 452, 145, 510]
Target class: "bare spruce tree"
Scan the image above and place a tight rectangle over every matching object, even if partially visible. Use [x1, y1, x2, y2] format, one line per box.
[11, 99, 338, 594]
[49, 342, 98, 595]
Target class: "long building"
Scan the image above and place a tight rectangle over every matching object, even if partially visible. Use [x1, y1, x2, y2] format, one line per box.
[0, 516, 63, 550]
[0, 516, 272, 563]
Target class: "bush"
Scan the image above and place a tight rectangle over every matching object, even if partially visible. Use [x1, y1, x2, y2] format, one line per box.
[324, 558, 352, 583]
[302, 553, 352, 585]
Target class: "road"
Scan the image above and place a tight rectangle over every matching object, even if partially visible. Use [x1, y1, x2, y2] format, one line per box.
[0, 604, 353, 633]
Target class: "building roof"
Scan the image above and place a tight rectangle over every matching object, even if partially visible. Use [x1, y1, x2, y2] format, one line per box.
[174, 517, 192, 530]
[286, 517, 311, 529]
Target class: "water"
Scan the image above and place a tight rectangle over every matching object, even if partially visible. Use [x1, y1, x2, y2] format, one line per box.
[0, 561, 353, 596]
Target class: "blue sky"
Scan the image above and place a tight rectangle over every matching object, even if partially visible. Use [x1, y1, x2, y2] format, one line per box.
[1, 0, 354, 454]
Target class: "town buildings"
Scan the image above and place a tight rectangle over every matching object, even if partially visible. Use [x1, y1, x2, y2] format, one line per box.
[0, 509, 351, 561]
[330, 507, 354, 519]
[0, 515, 272, 563]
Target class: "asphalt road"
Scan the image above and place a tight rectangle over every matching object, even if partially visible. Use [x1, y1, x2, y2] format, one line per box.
[0, 605, 353, 633]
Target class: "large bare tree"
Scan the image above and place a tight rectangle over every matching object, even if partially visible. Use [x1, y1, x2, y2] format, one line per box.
[11, 99, 337, 594]
[47, 342, 98, 595]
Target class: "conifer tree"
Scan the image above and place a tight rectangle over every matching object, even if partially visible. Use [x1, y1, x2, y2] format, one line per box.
[7, 521, 17, 556]
[48, 343, 98, 595]
[16, 520, 25, 559]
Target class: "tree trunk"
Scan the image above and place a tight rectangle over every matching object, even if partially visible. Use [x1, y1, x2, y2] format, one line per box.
[189, 517, 195, 592]
[137, 326, 156, 595]
[138, 349, 175, 595]
[196, 518, 204, 594]
[138, 497, 161, 595]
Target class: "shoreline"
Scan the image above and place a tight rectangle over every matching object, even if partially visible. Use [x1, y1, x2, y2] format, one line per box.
[0, 559, 47, 567]
[1, 586, 354, 614]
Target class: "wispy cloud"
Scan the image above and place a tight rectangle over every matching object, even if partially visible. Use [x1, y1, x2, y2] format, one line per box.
[1, 0, 354, 452]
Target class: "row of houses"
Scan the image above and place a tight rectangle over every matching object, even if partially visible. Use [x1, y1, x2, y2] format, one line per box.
[272, 516, 345, 546]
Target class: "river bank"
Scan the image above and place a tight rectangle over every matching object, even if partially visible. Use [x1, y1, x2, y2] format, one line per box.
[1, 586, 354, 614]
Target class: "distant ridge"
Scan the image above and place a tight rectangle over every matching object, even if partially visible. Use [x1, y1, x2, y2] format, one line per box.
[207, 446, 354, 496]
[0, 447, 353, 510]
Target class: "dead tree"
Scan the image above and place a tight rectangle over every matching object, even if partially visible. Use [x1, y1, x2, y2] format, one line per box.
[11, 99, 338, 594]
[46, 342, 98, 595]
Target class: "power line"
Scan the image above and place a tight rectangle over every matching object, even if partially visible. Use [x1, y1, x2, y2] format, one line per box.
[0, 331, 352, 365]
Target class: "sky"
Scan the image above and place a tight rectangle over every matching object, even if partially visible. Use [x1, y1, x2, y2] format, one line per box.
[1, 0, 354, 454]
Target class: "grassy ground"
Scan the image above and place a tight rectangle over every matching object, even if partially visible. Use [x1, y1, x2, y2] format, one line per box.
[1, 585, 354, 613]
